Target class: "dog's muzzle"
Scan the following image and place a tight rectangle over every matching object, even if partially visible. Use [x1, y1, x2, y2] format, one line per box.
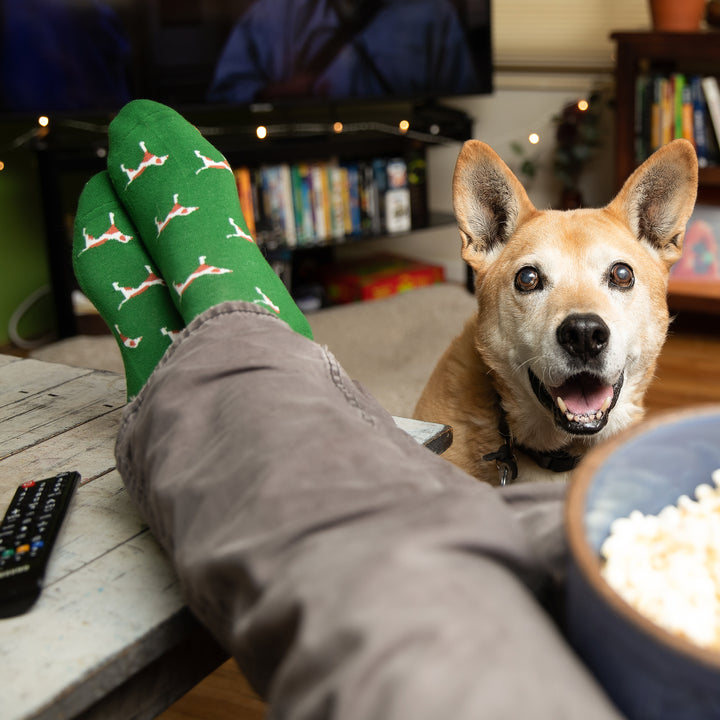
[529, 369, 624, 434]
[529, 313, 623, 435]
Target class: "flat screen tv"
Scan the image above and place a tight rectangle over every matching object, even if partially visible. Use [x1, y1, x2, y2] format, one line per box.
[1, 0, 493, 116]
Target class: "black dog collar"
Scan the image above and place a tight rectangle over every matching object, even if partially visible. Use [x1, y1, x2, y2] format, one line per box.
[482, 413, 580, 485]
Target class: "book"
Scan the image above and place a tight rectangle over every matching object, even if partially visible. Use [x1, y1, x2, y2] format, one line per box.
[290, 163, 314, 245]
[327, 164, 346, 240]
[358, 162, 381, 236]
[702, 76, 720, 150]
[371, 158, 388, 234]
[691, 75, 711, 168]
[278, 164, 297, 247]
[233, 166, 257, 238]
[342, 163, 362, 235]
[680, 78, 694, 143]
[660, 76, 673, 147]
[385, 158, 411, 233]
[260, 164, 297, 247]
[671, 74, 694, 142]
[310, 163, 331, 243]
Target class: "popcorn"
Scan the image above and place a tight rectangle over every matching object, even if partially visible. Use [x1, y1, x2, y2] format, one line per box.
[601, 469, 720, 650]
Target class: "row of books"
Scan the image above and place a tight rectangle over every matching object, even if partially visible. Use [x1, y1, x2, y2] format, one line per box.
[233, 156, 421, 249]
[634, 73, 720, 168]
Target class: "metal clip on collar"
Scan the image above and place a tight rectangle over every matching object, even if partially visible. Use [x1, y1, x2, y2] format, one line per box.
[482, 441, 518, 486]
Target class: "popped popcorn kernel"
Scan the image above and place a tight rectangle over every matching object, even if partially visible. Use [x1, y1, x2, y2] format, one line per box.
[601, 469, 720, 651]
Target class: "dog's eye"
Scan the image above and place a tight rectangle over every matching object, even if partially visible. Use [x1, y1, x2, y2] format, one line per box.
[609, 262, 634, 289]
[515, 266, 542, 292]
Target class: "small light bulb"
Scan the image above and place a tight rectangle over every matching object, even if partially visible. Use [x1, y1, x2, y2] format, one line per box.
[528, 133, 540, 145]
[578, 99, 589, 112]
[399, 119, 410, 133]
[38, 116, 49, 127]
[0, 160, 5, 172]
[256, 125, 267, 139]
[333, 121, 343, 133]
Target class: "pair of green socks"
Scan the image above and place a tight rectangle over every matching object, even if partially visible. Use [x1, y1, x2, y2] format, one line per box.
[73, 100, 312, 399]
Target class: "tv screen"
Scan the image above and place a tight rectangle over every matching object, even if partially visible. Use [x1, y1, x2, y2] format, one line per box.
[1, 0, 492, 114]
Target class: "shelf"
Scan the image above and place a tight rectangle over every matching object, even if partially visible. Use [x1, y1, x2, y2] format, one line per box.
[264, 211, 456, 254]
[611, 31, 720, 64]
[668, 278, 720, 314]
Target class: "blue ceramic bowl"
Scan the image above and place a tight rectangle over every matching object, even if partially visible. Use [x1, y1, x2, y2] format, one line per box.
[566, 407, 720, 720]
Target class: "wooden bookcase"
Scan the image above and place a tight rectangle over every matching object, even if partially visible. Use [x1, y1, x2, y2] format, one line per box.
[612, 31, 720, 314]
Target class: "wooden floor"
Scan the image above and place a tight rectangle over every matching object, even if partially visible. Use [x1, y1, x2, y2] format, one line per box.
[155, 314, 720, 720]
[158, 660, 266, 720]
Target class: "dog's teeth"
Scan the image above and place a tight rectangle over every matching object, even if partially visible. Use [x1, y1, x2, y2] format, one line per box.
[559, 392, 615, 425]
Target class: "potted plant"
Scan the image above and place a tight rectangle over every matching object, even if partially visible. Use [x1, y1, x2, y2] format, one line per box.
[649, 0, 706, 31]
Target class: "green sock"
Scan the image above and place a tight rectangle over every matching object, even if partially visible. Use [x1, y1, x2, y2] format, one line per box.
[73, 172, 184, 399]
[106, 99, 312, 339]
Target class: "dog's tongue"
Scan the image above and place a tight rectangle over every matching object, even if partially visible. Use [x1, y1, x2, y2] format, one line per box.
[552, 374, 613, 414]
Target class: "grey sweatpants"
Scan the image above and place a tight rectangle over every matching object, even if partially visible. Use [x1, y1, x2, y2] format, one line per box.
[115, 302, 622, 719]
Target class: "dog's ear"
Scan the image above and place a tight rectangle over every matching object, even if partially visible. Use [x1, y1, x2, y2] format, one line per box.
[607, 139, 698, 269]
[452, 140, 537, 269]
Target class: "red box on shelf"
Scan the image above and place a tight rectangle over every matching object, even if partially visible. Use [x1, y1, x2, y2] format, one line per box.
[324, 253, 445, 305]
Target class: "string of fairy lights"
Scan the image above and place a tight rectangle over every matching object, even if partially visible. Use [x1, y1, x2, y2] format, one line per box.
[0, 112, 463, 173]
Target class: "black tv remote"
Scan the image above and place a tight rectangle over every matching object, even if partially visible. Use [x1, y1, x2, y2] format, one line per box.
[0, 471, 80, 618]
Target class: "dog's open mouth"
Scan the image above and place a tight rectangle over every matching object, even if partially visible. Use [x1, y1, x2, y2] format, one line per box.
[529, 369, 624, 435]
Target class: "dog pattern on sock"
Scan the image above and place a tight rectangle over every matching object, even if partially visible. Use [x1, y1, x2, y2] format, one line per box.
[114, 324, 142, 348]
[79, 212, 134, 254]
[155, 194, 199, 236]
[227, 217, 254, 242]
[121, 141, 169, 187]
[194, 150, 232, 175]
[112, 266, 167, 310]
[173, 256, 232, 297]
[253, 287, 280, 313]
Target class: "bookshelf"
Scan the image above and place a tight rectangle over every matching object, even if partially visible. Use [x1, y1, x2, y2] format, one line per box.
[34, 102, 470, 337]
[612, 31, 720, 315]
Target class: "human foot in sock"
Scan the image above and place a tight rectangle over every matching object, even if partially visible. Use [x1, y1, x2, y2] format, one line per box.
[73, 171, 184, 399]
[105, 99, 313, 339]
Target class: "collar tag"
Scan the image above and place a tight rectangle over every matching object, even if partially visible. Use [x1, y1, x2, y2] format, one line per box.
[482, 442, 518, 486]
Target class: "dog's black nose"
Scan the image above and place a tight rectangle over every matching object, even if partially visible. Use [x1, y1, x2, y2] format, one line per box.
[557, 313, 609, 362]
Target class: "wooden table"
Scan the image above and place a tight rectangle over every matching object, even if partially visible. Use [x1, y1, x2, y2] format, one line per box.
[0, 354, 229, 720]
[0, 353, 452, 719]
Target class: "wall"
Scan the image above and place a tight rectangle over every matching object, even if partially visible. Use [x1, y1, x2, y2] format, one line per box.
[0, 123, 55, 347]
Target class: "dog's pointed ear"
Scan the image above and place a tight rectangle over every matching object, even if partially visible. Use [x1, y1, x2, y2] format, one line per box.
[453, 140, 537, 269]
[607, 139, 698, 269]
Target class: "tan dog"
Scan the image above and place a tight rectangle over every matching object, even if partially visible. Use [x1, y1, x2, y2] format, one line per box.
[414, 139, 698, 485]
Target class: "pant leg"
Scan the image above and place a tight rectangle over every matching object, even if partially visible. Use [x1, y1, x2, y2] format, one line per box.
[115, 301, 623, 720]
